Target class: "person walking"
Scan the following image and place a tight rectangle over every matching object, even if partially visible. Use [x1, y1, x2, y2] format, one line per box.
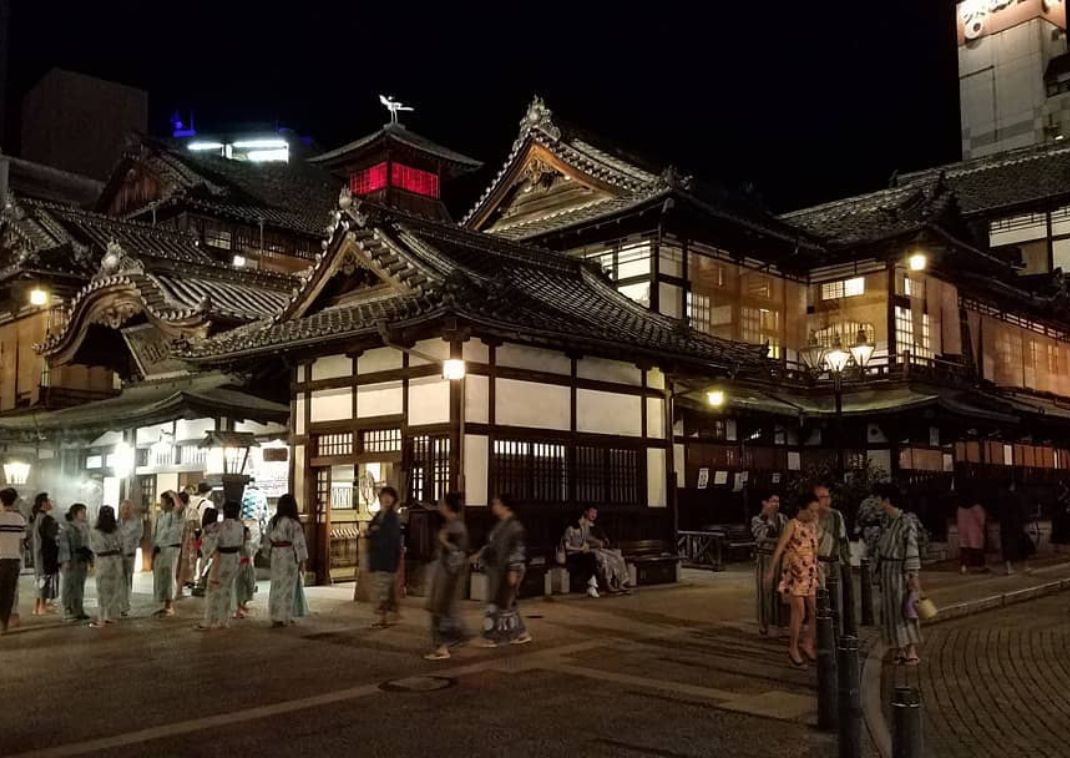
[118, 500, 143, 617]
[766, 493, 820, 668]
[1052, 482, 1070, 554]
[179, 483, 213, 593]
[262, 494, 307, 628]
[0, 488, 26, 633]
[89, 506, 123, 628]
[425, 492, 469, 660]
[476, 494, 532, 647]
[31, 493, 60, 616]
[751, 490, 788, 636]
[59, 503, 92, 622]
[956, 493, 987, 574]
[197, 501, 245, 631]
[873, 483, 923, 666]
[367, 486, 402, 629]
[996, 485, 1033, 575]
[152, 491, 184, 617]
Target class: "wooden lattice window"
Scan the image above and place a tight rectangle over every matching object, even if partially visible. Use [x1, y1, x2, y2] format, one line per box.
[408, 434, 450, 504]
[491, 438, 568, 505]
[137, 474, 157, 511]
[316, 433, 354, 457]
[575, 445, 642, 506]
[313, 468, 331, 514]
[363, 428, 401, 454]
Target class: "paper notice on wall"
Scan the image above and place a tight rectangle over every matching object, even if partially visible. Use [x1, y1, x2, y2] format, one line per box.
[733, 472, 746, 492]
[714, 470, 728, 486]
[787, 451, 801, 471]
[772, 472, 781, 484]
[697, 467, 710, 490]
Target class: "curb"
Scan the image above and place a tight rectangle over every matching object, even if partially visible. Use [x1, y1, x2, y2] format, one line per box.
[861, 575, 1070, 758]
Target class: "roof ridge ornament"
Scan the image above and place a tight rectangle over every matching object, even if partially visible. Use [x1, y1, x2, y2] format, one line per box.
[521, 96, 560, 141]
[99, 240, 143, 277]
[379, 95, 414, 126]
[661, 165, 693, 190]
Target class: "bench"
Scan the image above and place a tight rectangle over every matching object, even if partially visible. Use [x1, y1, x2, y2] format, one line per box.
[621, 540, 682, 586]
[468, 555, 552, 601]
[677, 526, 756, 571]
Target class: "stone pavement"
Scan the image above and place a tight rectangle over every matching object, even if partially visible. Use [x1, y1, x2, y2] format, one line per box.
[869, 557, 1070, 758]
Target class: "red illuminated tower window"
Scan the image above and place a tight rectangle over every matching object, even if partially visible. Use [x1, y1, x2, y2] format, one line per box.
[350, 162, 388, 195]
[391, 163, 440, 198]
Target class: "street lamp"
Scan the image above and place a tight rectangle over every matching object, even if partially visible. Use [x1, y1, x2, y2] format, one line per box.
[800, 331, 826, 371]
[706, 388, 726, 408]
[825, 334, 850, 374]
[849, 327, 875, 370]
[28, 287, 49, 307]
[442, 359, 466, 381]
[908, 251, 928, 272]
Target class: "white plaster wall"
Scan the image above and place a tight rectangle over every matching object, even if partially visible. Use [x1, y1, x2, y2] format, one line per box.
[646, 397, 665, 439]
[465, 374, 489, 424]
[294, 394, 306, 436]
[135, 422, 171, 445]
[496, 344, 571, 375]
[464, 434, 489, 507]
[175, 418, 215, 443]
[463, 339, 490, 364]
[358, 347, 403, 374]
[647, 448, 667, 508]
[577, 356, 641, 386]
[156, 473, 179, 499]
[673, 443, 685, 479]
[576, 389, 641, 437]
[647, 368, 666, 391]
[408, 338, 451, 367]
[234, 420, 287, 436]
[357, 381, 403, 418]
[310, 354, 352, 381]
[310, 387, 352, 422]
[408, 376, 451, 426]
[496, 379, 570, 430]
[659, 282, 683, 319]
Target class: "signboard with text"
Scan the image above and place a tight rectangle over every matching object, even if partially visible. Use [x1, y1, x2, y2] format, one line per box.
[122, 323, 188, 379]
[957, 0, 1066, 44]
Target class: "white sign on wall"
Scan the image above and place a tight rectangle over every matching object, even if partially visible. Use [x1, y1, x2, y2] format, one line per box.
[958, 0, 1065, 44]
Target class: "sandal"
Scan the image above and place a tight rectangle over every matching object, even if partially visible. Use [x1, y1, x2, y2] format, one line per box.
[788, 651, 807, 668]
[423, 650, 451, 661]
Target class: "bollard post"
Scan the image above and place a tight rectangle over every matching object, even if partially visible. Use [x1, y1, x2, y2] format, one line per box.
[837, 635, 863, 758]
[816, 601, 839, 731]
[826, 563, 841, 640]
[892, 686, 924, 758]
[860, 558, 875, 627]
[840, 562, 857, 638]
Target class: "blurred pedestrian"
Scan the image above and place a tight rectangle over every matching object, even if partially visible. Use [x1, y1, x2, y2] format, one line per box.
[475, 494, 532, 647]
[90, 506, 123, 628]
[766, 493, 820, 668]
[31, 493, 59, 616]
[874, 483, 923, 666]
[197, 501, 244, 631]
[59, 503, 92, 622]
[368, 486, 402, 629]
[1052, 482, 1070, 554]
[751, 490, 787, 636]
[956, 494, 987, 574]
[118, 500, 143, 617]
[262, 493, 308, 628]
[152, 491, 183, 617]
[425, 492, 469, 660]
[996, 486, 1033, 575]
[0, 487, 26, 633]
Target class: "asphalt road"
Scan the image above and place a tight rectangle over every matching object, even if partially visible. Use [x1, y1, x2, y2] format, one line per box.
[1, 573, 841, 758]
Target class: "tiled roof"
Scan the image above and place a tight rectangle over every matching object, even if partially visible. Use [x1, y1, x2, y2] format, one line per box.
[184, 197, 770, 374]
[896, 140, 1070, 217]
[462, 97, 810, 249]
[121, 138, 340, 237]
[309, 123, 482, 174]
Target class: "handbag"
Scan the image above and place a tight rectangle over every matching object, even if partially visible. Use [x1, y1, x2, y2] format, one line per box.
[914, 595, 938, 621]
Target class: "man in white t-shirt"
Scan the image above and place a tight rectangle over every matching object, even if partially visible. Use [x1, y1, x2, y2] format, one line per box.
[0, 487, 27, 632]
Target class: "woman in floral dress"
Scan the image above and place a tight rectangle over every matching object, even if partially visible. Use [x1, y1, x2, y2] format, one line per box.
[765, 493, 820, 668]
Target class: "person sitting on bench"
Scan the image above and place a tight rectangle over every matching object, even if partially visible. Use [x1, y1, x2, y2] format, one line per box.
[562, 507, 631, 597]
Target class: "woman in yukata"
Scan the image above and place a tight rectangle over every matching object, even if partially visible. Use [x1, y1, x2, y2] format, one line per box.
[262, 494, 308, 628]
[90, 506, 124, 628]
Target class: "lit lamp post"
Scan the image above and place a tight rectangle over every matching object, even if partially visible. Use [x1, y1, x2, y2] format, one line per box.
[201, 431, 259, 503]
[442, 358, 467, 494]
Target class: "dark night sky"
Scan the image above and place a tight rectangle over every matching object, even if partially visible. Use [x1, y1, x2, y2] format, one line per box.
[4, 0, 962, 213]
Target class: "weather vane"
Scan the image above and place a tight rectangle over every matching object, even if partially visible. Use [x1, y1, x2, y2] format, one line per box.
[379, 95, 414, 125]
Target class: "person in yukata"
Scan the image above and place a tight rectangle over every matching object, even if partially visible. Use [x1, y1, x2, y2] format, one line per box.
[152, 491, 184, 617]
[425, 492, 469, 660]
[31, 493, 60, 616]
[262, 493, 308, 628]
[59, 503, 92, 622]
[180, 483, 213, 593]
[368, 486, 402, 629]
[197, 501, 245, 631]
[955, 491, 987, 574]
[89, 506, 124, 628]
[0, 487, 26, 633]
[234, 525, 256, 619]
[873, 482, 924, 666]
[118, 500, 143, 617]
[475, 493, 532, 648]
[562, 506, 631, 597]
[751, 490, 788, 636]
